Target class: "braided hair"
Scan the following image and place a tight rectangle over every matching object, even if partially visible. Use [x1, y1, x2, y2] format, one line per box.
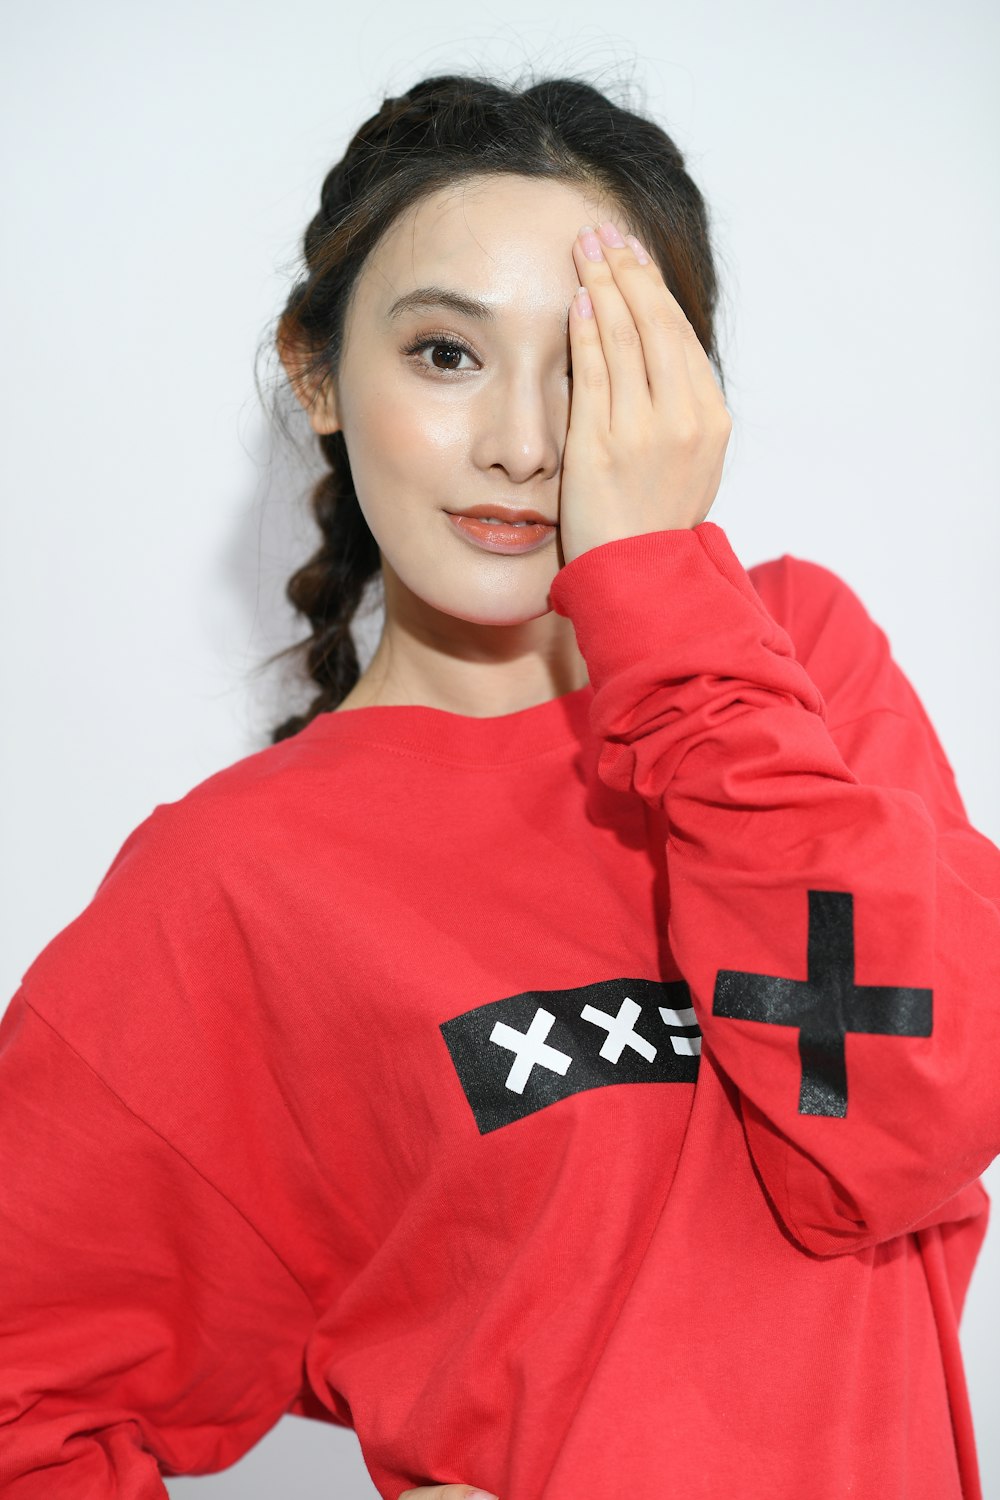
[263, 70, 727, 743]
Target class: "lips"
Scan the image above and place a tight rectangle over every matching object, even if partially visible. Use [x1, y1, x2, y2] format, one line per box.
[445, 512, 559, 555]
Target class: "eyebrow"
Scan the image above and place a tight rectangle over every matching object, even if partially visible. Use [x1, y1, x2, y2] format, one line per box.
[386, 286, 496, 324]
[386, 285, 571, 335]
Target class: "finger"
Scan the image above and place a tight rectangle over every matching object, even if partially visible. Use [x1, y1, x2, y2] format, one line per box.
[567, 268, 611, 439]
[616, 229, 730, 419]
[573, 226, 651, 426]
[594, 226, 700, 422]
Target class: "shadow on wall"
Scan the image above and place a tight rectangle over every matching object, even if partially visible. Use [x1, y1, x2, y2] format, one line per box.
[218, 383, 386, 754]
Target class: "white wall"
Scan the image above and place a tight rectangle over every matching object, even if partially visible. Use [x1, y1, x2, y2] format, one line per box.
[2, 1, 997, 1494]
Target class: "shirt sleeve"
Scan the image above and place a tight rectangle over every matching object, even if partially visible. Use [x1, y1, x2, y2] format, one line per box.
[549, 521, 1000, 1259]
[0, 810, 319, 1493]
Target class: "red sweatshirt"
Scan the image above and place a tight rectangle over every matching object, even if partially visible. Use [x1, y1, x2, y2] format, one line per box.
[1, 521, 996, 1499]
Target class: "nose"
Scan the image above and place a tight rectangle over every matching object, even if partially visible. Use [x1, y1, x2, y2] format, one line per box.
[469, 369, 565, 485]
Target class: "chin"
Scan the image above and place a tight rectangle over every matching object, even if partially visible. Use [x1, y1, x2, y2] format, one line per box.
[423, 574, 557, 628]
[442, 594, 556, 628]
[382, 542, 559, 627]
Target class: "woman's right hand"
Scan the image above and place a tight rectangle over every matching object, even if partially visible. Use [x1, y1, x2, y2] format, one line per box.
[399, 1487, 498, 1500]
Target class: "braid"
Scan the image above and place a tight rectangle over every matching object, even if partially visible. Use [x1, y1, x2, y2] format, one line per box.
[268, 430, 381, 744]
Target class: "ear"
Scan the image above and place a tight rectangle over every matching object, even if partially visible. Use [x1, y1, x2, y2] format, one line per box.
[278, 330, 340, 435]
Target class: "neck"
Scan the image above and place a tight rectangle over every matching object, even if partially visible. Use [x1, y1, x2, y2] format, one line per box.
[341, 569, 589, 717]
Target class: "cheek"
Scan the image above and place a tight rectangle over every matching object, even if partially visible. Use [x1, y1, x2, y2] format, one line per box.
[351, 385, 467, 495]
[345, 402, 447, 551]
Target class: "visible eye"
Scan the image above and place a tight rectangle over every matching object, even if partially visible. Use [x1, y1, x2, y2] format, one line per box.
[402, 333, 479, 377]
[401, 332, 574, 384]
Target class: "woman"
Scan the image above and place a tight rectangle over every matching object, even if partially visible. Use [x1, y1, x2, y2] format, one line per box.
[2, 71, 996, 1500]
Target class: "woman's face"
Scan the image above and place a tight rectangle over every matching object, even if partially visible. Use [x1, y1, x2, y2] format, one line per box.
[307, 174, 624, 630]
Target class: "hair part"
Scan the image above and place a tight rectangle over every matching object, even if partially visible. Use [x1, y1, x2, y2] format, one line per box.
[258, 68, 730, 743]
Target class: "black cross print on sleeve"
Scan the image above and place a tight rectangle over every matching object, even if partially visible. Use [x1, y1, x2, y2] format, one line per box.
[712, 889, 933, 1118]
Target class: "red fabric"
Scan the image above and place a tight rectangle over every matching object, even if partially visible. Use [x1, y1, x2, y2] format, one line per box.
[1, 521, 995, 1498]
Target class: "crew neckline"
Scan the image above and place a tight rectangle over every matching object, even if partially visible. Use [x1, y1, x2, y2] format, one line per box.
[302, 680, 595, 765]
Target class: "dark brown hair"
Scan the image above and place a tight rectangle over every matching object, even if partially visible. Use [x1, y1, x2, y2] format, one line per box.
[262, 68, 728, 743]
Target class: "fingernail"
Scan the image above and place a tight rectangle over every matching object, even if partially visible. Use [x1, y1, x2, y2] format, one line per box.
[598, 220, 625, 247]
[625, 233, 651, 265]
[467, 1492, 500, 1500]
[577, 226, 603, 261]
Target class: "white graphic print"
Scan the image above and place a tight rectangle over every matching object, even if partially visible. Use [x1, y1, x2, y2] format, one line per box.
[659, 1003, 703, 1056]
[489, 1008, 573, 1095]
[489, 995, 702, 1093]
[581, 995, 657, 1064]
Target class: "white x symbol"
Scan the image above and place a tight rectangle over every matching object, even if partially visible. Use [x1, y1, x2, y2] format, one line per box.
[581, 995, 657, 1064]
[490, 1007, 573, 1094]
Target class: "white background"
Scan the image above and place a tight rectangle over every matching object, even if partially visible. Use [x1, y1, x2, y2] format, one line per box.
[1, 0, 997, 1494]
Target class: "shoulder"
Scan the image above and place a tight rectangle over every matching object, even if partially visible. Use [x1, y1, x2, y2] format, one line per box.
[745, 548, 896, 726]
[110, 717, 364, 872]
[746, 550, 883, 656]
[17, 725, 350, 1047]
[746, 545, 972, 825]
[25, 721, 364, 990]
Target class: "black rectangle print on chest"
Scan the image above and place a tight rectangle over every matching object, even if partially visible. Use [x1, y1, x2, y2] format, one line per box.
[439, 976, 702, 1134]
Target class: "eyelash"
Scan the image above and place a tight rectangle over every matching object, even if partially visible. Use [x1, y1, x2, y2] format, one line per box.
[401, 330, 573, 381]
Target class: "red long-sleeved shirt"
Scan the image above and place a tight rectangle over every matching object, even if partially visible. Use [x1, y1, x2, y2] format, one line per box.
[1, 521, 996, 1498]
